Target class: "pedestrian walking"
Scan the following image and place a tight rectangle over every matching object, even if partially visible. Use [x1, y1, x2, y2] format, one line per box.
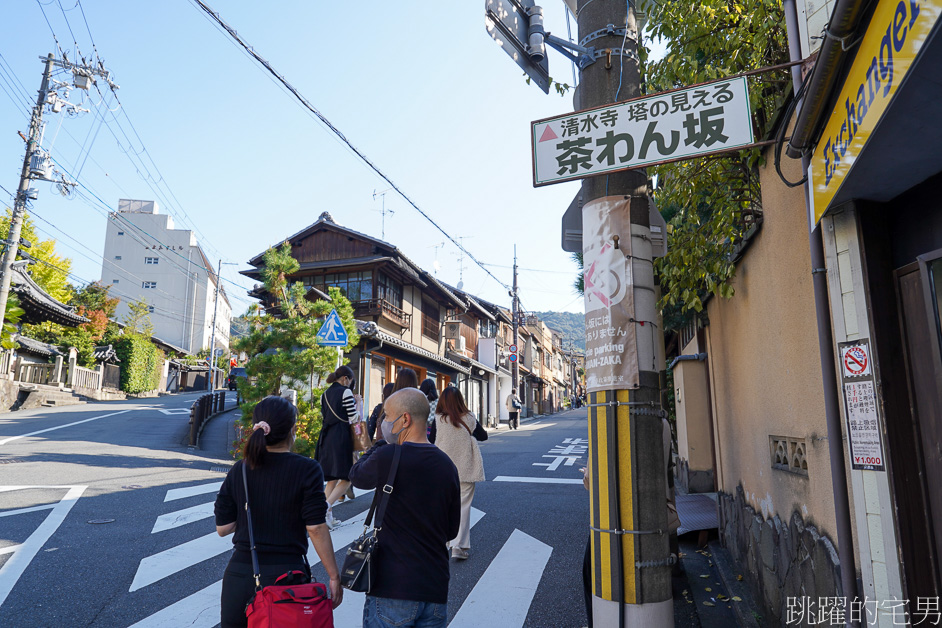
[349, 388, 460, 628]
[419, 378, 439, 441]
[367, 382, 395, 441]
[392, 367, 419, 392]
[505, 388, 523, 429]
[214, 396, 342, 627]
[434, 386, 485, 560]
[314, 365, 360, 528]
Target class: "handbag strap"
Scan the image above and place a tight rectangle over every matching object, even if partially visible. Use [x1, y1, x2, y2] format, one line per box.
[365, 444, 401, 532]
[241, 462, 263, 591]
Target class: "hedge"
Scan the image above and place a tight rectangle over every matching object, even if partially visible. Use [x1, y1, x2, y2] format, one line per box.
[114, 334, 163, 394]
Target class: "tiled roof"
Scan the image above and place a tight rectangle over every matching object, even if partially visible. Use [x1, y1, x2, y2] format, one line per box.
[9, 262, 88, 327]
[13, 334, 61, 357]
[357, 320, 469, 374]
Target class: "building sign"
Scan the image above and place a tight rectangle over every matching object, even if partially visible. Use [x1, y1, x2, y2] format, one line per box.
[583, 197, 639, 391]
[531, 76, 754, 186]
[838, 339, 886, 471]
[809, 0, 942, 222]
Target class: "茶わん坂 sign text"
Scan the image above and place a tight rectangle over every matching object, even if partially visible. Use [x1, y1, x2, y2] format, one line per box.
[531, 76, 754, 187]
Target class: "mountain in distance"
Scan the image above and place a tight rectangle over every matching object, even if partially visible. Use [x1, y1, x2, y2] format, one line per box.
[534, 311, 585, 353]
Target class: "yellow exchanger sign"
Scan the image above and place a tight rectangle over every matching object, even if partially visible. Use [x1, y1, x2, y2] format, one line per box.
[809, 0, 942, 222]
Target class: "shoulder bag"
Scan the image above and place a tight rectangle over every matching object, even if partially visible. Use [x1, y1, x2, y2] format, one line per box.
[340, 444, 401, 593]
[241, 464, 335, 628]
[458, 415, 488, 442]
[322, 392, 372, 453]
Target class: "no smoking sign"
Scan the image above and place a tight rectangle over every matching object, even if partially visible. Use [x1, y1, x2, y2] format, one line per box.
[841, 344, 871, 378]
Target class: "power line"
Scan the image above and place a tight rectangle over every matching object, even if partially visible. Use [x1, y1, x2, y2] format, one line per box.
[188, 0, 512, 292]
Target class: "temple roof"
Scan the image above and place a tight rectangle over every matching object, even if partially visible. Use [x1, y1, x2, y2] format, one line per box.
[8, 261, 88, 327]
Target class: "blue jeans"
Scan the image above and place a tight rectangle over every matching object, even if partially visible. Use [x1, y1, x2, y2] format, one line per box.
[363, 595, 448, 628]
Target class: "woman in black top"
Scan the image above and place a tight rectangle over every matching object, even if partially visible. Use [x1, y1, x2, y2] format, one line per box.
[214, 396, 342, 627]
[367, 382, 395, 441]
[314, 365, 361, 526]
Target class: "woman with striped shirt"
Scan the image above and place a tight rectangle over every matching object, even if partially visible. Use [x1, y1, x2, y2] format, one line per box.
[315, 365, 360, 528]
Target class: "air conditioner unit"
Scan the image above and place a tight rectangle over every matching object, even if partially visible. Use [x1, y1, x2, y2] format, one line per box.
[444, 320, 461, 339]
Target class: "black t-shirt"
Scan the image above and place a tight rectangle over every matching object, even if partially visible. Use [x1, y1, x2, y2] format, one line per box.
[214, 453, 327, 564]
[349, 441, 460, 604]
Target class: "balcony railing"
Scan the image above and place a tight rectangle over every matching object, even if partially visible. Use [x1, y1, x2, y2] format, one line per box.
[353, 298, 412, 329]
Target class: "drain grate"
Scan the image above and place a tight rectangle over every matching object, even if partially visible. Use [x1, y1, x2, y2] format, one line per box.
[209, 466, 232, 473]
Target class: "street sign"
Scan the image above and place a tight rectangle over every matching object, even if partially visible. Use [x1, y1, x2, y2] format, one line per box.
[485, 0, 550, 94]
[509, 344, 518, 353]
[315, 309, 348, 347]
[532, 76, 755, 186]
[509, 354, 518, 362]
[841, 343, 871, 378]
[214, 348, 224, 357]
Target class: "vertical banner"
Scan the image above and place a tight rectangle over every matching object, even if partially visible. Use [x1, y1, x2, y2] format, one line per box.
[583, 197, 640, 391]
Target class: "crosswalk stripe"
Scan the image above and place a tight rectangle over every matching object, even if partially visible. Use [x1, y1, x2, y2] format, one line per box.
[128, 510, 371, 624]
[0, 544, 22, 556]
[0, 503, 56, 518]
[151, 502, 215, 534]
[129, 532, 231, 592]
[0, 485, 86, 608]
[330, 507, 487, 628]
[126, 580, 222, 628]
[448, 529, 552, 627]
[163, 482, 222, 502]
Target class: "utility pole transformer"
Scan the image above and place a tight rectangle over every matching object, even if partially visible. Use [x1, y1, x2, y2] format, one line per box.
[577, 1, 673, 625]
[0, 54, 55, 342]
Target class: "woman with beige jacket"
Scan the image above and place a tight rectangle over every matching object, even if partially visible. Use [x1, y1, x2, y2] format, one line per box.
[434, 386, 485, 560]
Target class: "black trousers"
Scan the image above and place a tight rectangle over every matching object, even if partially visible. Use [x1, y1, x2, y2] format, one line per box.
[509, 411, 519, 429]
[220, 559, 307, 628]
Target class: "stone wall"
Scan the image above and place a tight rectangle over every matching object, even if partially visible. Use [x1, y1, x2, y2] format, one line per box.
[719, 485, 842, 627]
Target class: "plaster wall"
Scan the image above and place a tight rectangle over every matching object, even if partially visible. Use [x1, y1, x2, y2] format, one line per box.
[705, 159, 837, 542]
[673, 336, 713, 491]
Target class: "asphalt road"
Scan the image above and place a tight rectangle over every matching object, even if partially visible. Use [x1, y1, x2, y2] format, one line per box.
[0, 397, 594, 627]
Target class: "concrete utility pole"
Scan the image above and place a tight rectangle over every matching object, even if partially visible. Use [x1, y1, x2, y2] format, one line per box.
[206, 259, 222, 391]
[0, 54, 55, 340]
[511, 246, 519, 393]
[577, 1, 673, 625]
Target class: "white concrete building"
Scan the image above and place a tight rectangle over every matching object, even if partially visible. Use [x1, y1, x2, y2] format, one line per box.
[99, 199, 230, 355]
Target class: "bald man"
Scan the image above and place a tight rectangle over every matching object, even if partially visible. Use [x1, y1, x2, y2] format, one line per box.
[349, 388, 460, 628]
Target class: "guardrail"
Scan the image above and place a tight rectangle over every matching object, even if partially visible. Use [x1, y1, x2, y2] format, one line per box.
[188, 390, 227, 447]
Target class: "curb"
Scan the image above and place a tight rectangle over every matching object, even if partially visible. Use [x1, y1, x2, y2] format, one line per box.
[709, 540, 763, 628]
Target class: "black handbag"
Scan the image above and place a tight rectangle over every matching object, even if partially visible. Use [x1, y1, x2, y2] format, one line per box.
[340, 445, 401, 593]
[472, 420, 488, 442]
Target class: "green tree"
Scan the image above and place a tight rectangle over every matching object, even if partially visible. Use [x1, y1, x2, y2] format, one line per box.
[641, 0, 789, 320]
[123, 298, 154, 336]
[233, 243, 360, 457]
[1, 296, 24, 350]
[0, 210, 73, 303]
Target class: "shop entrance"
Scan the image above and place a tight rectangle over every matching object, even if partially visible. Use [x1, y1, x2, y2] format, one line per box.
[894, 251, 942, 599]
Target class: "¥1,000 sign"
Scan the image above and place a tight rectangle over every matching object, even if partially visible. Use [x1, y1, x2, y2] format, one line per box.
[531, 76, 754, 186]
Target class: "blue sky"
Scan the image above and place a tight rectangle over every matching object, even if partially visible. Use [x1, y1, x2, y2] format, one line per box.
[0, 1, 651, 316]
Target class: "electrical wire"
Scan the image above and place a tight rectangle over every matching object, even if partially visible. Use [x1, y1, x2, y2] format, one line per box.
[188, 0, 513, 293]
[614, 0, 631, 102]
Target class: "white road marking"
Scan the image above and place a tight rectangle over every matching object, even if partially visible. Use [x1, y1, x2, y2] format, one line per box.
[330, 507, 486, 628]
[156, 409, 191, 415]
[128, 509, 370, 625]
[127, 580, 221, 628]
[0, 485, 86, 607]
[151, 502, 215, 534]
[493, 476, 584, 484]
[0, 409, 134, 446]
[164, 482, 222, 502]
[0, 544, 21, 555]
[449, 529, 552, 627]
[0, 503, 56, 518]
[130, 532, 232, 591]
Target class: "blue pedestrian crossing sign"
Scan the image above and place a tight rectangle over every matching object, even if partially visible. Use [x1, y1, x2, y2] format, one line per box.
[316, 309, 348, 346]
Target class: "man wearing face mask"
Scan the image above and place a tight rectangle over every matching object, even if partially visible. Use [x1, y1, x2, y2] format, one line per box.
[349, 388, 460, 628]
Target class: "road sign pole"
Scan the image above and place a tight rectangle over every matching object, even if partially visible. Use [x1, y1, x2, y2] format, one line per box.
[576, 2, 672, 626]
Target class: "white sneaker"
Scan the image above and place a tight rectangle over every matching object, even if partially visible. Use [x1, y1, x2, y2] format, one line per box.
[326, 510, 342, 529]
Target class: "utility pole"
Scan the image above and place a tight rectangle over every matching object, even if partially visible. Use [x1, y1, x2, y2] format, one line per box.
[0, 54, 55, 341]
[511, 246, 519, 395]
[577, 1, 673, 625]
[207, 259, 222, 391]
[0, 53, 114, 344]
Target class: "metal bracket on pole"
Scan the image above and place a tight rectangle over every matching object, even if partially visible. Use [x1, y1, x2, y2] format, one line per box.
[580, 24, 636, 47]
[543, 33, 597, 69]
[584, 399, 667, 418]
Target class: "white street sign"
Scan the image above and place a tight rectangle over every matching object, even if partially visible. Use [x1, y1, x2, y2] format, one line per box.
[531, 76, 754, 186]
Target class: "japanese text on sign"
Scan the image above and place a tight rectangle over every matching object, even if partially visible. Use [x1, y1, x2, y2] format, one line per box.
[843, 380, 885, 470]
[531, 76, 754, 186]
